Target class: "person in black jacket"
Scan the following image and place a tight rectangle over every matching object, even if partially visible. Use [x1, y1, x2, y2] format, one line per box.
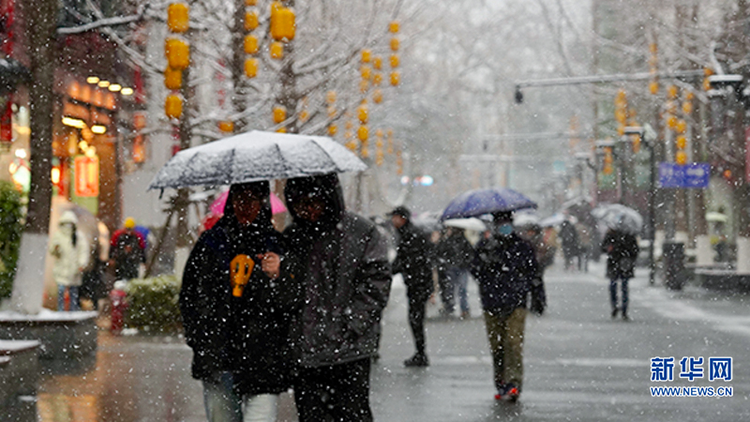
[390, 206, 434, 367]
[437, 227, 474, 318]
[559, 219, 580, 271]
[601, 226, 639, 321]
[180, 181, 299, 422]
[471, 211, 539, 402]
[283, 173, 391, 422]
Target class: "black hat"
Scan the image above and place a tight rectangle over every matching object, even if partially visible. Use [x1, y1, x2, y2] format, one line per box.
[492, 211, 514, 223]
[389, 206, 411, 219]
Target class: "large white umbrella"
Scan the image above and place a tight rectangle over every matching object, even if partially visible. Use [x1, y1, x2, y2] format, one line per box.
[592, 204, 643, 234]
[149, 130, 367, 190]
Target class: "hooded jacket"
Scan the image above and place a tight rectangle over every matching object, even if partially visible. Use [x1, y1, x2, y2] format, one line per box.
[49, 211, 90, 287]
[179, 182, 299, 395]
[283, 173, 391, 368]
[392, 219, 434, 297]
[601, 229, 639, 280]
[437, 229, 474, 270]
[471, 229, 538, 316]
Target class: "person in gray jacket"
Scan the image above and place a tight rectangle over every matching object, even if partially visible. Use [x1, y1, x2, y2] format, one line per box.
[283, 173, 391, 422]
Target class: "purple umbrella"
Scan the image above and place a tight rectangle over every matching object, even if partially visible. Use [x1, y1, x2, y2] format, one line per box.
[440, 188, 537, 221]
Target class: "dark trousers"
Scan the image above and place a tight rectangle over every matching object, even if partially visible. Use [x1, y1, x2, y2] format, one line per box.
[294, 358, 373, 422]
[609, 277, 629, 314]
[407, 286, 430, 355]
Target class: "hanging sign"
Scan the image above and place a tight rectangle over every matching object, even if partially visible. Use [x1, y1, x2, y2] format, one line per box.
[74, 155, 99, 197]
[658, 162, 710, 189]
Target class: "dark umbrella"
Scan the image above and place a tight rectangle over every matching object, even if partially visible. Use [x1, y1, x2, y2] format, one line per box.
[440, 188, 537, 221]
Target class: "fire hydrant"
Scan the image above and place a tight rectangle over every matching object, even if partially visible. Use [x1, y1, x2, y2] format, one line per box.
[109, 281, 128, 335]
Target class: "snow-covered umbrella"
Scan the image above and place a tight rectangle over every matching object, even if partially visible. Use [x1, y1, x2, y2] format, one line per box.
[513, 212, 540, 229]
[705, 212, 728, 223]
[540, 213, 565, 228]
[443, 218, 487, 232]
[592, 203, 643, 234]
[148, 130, 367, 190]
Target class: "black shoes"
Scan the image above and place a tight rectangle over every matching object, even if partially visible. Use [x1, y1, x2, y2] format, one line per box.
[612, 307, 630, 321]
[404, 353, 429, 367]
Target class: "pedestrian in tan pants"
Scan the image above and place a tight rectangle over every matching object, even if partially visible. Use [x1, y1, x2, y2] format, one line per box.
[471, 211, 539, 402]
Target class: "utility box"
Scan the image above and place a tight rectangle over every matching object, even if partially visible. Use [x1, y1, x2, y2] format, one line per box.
[664, 241, 685, 290]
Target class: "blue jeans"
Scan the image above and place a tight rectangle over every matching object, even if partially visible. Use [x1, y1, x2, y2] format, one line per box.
[443, 267, 469, 314]
[57, 285, 79, 311]
[242, 394, 278, 422]
[203, 372, 242, 422]
[203, 372, 278, 422]
[609, 277, 629, 315]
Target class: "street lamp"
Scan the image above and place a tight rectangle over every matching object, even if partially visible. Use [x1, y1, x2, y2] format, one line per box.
[622, 125, 657, 286]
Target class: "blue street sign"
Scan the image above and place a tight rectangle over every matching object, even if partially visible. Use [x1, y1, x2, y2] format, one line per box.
[658, 162, 710, 188]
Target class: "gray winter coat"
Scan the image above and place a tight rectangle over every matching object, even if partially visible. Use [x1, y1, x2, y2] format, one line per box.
[284, 174, 391, 368]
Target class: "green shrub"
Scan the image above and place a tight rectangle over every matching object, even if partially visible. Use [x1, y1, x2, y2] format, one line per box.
[124, 275, 182, 334]
[0, 181, 23, 299]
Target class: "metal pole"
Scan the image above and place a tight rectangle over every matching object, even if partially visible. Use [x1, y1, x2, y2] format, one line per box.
[664, 117, 676, 241]
[515, 69, 706, 89]
[648, 142, 656, 285]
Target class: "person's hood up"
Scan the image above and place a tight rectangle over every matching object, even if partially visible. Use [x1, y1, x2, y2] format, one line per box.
[218, 180, 274, 234]
[284, 173, 345, 229]
[59, 210, 78, 225]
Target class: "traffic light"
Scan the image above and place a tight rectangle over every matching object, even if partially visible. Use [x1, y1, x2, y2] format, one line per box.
[602, 147, 614, 175]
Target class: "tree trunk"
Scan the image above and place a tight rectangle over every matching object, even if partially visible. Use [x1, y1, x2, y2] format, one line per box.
[278, 0, 298, 134]
[8, 0, 58, 314]
[232, 0, 247, 132]
[23, 0, 56, 234]
[176, 66, 194, 250]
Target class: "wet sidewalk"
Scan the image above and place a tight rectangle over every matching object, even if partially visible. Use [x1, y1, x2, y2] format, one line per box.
[33, 261, 750, 421]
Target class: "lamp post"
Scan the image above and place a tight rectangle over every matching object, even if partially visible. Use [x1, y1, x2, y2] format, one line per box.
[623, 126, 657, 286]
[596, 129, 656, 285]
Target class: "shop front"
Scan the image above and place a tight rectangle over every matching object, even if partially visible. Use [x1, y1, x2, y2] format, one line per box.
[52, 75, 126, 229]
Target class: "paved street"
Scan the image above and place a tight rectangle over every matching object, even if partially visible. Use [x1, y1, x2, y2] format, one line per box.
[36, 261, 750, 421]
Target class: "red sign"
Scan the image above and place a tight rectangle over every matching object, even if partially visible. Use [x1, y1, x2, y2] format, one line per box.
[0, 100, 12, 143]
[74, 155, 99, 197]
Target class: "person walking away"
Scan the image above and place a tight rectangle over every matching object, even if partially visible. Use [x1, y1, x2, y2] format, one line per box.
[49, 211, 90, 311]
[517, 223, 547, 316]
[283, 173, 391, 422]
[180, 181, 298, 422]
[81, 221, 110, 310]
[601, 225, 639, 321]
[109, 217, 146, 280]
[559, 219, 580, 271]
[541, 225, 558, 267]
[576, 222, 592, 273]
[390, 206, 434, 367]
[471, 211, 539, 402]
[437, 227, 474, 319]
